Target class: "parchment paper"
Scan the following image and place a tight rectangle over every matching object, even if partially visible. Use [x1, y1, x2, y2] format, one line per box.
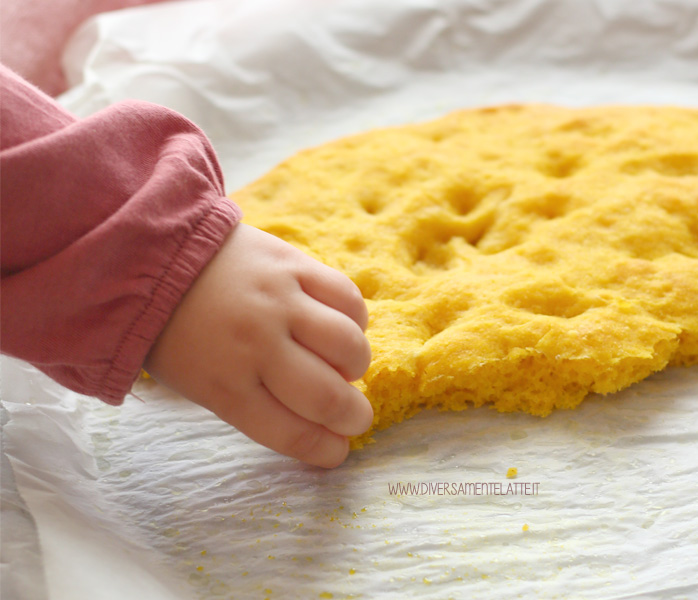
[3, 1, 698, 598]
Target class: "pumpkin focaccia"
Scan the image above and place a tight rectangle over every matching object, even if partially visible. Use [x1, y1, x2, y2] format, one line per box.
[230, 105, 698, 446]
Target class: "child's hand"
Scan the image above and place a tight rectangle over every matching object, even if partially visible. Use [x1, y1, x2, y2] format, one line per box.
[144, 223, 373, 468]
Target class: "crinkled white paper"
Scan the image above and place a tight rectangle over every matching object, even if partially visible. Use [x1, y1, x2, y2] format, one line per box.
[3, 1, 698, 599]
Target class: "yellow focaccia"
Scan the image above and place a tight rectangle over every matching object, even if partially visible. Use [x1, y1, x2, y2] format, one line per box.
[230, 105, 698, 446]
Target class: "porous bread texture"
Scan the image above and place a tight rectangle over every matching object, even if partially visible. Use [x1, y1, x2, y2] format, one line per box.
[230, 105, 698, 446]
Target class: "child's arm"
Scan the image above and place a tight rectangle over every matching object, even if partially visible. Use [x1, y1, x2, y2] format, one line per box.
[145, 224, 373, 468]
[1, 64, 373, 467]
[1, 63, 239, 403]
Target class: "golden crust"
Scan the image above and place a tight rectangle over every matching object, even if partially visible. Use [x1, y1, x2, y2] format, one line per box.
[230, 104, 698, 446]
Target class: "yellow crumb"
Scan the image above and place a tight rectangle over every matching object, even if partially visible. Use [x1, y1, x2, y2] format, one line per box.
[523, 524, 530, 532]
[507, 468, 518, 479]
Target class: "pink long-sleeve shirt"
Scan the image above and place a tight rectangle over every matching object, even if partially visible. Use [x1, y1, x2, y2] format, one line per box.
[1, 64, 242, 403]
[1, 0, 172, 97]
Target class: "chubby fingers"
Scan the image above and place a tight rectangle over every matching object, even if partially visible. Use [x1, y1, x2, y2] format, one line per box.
[219, 381, 351, 469]
[261, 336, 374, 437]
[291, 296, 371, 381]
[296, 261, 369, 331]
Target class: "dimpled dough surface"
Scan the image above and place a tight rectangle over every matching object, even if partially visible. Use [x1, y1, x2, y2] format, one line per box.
[231, 105, 698, 446]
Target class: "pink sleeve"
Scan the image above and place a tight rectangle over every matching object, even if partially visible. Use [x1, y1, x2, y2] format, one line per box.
[0, 0, 173, 96]
[0, 64, 242, 404]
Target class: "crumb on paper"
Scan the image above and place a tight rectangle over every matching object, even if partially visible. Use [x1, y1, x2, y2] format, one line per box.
[507, 467, 518, 479]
